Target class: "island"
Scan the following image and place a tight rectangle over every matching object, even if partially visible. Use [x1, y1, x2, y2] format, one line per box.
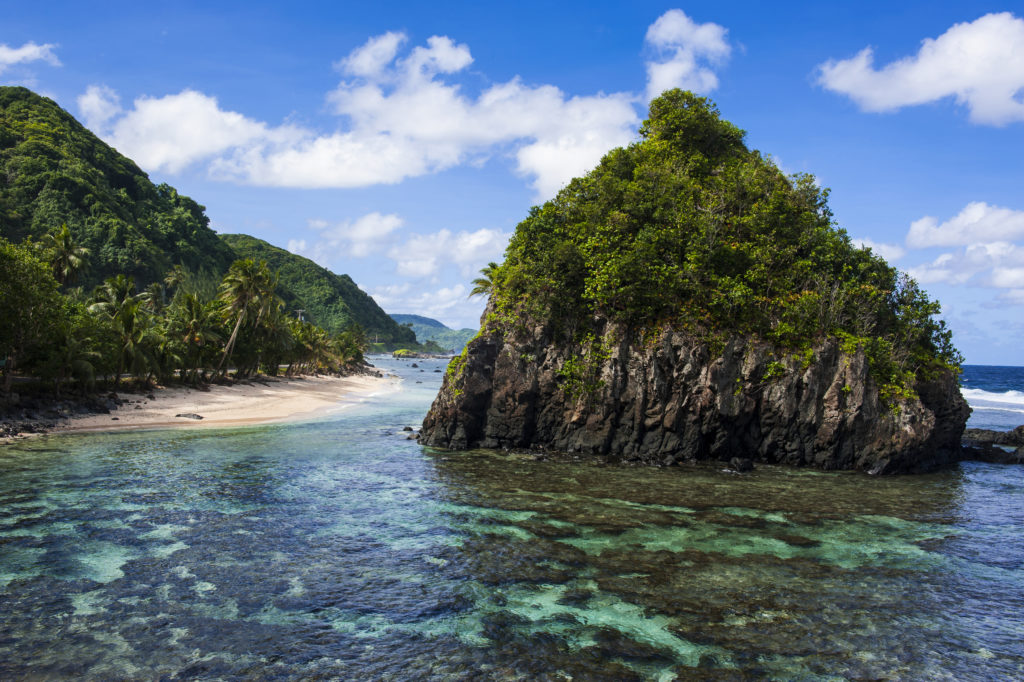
[420, 90, 969, 474]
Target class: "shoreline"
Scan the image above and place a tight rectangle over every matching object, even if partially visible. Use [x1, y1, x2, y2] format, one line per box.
[2, 372, 400, 443]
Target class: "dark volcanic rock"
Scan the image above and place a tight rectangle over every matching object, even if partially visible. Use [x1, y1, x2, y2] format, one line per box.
[421, 312, 970, 474]
[729, 457, 755, 472]
[962, 425, 1024, 447]
[961, 439, 1024, 465]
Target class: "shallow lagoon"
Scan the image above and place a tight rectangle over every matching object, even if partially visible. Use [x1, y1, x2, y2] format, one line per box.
[1, 357, 1022, 679]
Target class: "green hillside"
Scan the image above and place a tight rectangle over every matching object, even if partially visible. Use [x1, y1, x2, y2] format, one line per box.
[0, 86, 236, 289]
[221, 233, 416, 344]
[389, 314, 476, 353]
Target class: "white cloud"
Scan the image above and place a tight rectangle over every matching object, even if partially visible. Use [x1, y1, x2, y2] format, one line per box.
[370, 282, 484, 329]
[907, 201, 1024, 248]
[852, 237, 905, 261]
[0, 41, 60, 75]
[387, 228, 510, 278]
[336, 31, 406, 77]
[907, 241, 1021, 285]
[901, 201, 1024, 303]
[818, 12, 1024, 125]
[287, 212, 405, 266]
[105, 90, 283, 174]
[644, 9, 730, 100]
[76, 85, 121, 130]
[78, 29, 643, 198]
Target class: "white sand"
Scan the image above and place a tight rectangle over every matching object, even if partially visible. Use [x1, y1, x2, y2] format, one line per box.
[55, 373, 399, 434]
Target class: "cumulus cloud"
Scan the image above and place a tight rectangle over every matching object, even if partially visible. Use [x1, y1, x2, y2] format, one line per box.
[370, 282, 484, 329]
[287, 212, 405, 265]
[818, 12, 1024, 125]
[0, 41, 60, 75]
[906, 202, 1024, 248]
[77, 85, 121, 130]
[387, 228, 510, 278]
[80, 29, 642, 198]
[898, 201, 1024, 305]
[851, 237, 906, 261]
[644, 9, 730, 100]
[907, 241, 1022, 286]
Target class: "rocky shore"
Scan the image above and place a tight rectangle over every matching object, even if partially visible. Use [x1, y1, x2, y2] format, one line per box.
[961, 426, 1024, 465]
[1, 392, 123, 442]
[420, 317, 971, 475]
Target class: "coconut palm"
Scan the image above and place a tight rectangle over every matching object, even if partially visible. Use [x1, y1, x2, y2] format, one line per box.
[39, 223, 90, 287]
[469, 262, 500, 298]
[216, 259, 281, 376]
[168, 293, 223, 383]
[89, 275, 156, 386]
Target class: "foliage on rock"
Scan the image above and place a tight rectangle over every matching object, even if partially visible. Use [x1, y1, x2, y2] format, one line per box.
[487, 90, 960, 392]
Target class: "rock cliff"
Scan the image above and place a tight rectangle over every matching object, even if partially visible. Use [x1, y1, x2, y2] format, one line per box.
[420, 314, 969, 474]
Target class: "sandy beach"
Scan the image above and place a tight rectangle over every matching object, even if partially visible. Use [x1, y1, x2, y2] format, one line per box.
[51, 373, 400, 435]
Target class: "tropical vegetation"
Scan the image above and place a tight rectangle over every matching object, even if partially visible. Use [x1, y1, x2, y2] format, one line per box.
[482, 90, 961, 398]
[1, 231, 370, 401]
[220, 233, 416, 344]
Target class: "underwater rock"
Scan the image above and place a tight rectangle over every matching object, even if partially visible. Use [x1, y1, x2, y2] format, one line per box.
[729, 457, 755, 473]
[421, 316, 968, 474]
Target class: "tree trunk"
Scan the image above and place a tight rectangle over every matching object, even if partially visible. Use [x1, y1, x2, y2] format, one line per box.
[218, 311, 246, 376]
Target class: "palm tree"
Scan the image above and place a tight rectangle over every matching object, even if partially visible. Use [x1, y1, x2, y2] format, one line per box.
[168, 293, 223, 383]
[39, 223, 90, 287]
[89, 275, 155, 386]
[142, 281, 166, 315]
[469, 262, 500, 298]
[164, 264, 187, 294]
[216, 259, 281, 376]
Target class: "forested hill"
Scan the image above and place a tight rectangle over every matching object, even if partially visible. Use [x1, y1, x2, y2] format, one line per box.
[220, 233, 416, 344]
[389, 314, 476, 353]
[0, 86, 236, 289]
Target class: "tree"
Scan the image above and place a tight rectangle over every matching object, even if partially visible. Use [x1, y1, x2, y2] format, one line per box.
[37, 223, 90, 287]
[217, 258, 281, 375]
[0, 239, 62, 398]
[167, 292, 223, 384]
[469, 262, 501, 298]
[89, 275, 157, 386]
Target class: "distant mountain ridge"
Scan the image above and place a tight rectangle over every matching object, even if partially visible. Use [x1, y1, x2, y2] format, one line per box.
[222, 234, 416, 344]
[390, 314, 476, 352]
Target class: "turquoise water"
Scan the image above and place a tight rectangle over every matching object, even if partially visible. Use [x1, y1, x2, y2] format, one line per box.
[1, 357, 1022, 679]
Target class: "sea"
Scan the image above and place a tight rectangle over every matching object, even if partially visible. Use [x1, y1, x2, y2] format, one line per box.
[0, 358, 1021, 679]
[961, 364, 1024, 431]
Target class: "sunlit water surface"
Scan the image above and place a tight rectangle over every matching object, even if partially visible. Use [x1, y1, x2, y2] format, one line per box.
[1, 357, 1022, 680]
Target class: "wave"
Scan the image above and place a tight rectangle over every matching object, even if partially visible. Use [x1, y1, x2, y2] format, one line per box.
[962, 388, 1024, 408]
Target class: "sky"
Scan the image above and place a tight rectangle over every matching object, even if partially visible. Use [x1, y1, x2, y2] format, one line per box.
[2, 0, 1023, 365]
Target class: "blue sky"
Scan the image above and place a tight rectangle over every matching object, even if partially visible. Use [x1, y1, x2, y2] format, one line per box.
[2, 1, 1023, 364]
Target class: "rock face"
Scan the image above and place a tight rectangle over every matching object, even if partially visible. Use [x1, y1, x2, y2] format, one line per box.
[420, 316, 970, 474]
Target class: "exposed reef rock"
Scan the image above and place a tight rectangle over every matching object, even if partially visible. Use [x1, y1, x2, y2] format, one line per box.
[420, 316, 969, 475]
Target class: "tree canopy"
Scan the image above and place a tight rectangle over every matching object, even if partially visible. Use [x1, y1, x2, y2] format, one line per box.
[220, 233, 416, 344]
[489, 90, 960, 391]
[0, 86, 236, 289]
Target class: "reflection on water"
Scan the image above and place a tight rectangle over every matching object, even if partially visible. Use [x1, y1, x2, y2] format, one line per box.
[1, 357, 1022, 680]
